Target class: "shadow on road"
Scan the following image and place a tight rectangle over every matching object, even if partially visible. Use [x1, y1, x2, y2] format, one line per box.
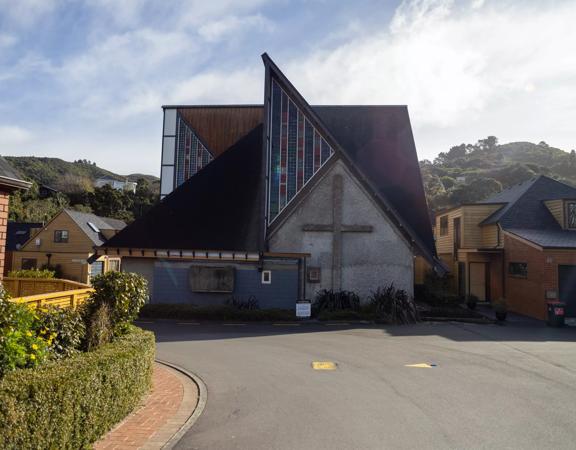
[136, 319, 576, 344]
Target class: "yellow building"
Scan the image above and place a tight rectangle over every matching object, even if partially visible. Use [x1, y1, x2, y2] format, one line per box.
[12, 209, 125, 283]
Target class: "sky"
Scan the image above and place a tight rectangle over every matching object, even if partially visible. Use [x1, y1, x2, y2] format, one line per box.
[0, 0, 575, 176]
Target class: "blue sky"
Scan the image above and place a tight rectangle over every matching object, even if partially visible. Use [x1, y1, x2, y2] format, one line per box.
[0, 0, 575, 175]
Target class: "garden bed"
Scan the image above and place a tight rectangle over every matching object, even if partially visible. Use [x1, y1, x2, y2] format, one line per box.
[0, 326, 155, 449]
[417, 303, 494, 323]
[140, 304, 296, 322]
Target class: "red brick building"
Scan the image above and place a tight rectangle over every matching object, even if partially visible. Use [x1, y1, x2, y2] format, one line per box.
[434, 176, 576, 320]
[0, 158, 32, 280]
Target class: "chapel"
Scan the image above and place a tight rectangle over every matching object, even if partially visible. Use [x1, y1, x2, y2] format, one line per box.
[98, 54, 441, 307]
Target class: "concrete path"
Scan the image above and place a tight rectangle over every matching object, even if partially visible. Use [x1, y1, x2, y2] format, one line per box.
[139, 320, 576, 450]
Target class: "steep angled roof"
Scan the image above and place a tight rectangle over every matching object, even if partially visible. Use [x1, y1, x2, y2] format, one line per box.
[261, 53, 438, 265]
[314, 106, 435, 256]
[480, 176, 576, 229]
[103, 125, 263, 252]
[65, 210, 127, 246]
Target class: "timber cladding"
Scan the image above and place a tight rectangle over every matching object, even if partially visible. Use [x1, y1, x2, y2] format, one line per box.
[177, 106, 263, 157]
[19, 212, 94, 254]
[544, 200, 564, 228]
[435, 204, 503, 253]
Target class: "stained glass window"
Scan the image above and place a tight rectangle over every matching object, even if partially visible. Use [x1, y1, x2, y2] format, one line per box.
[568, 202, 576, 229]
[174, 115, 214, 188]
[267, 79, 335, 223]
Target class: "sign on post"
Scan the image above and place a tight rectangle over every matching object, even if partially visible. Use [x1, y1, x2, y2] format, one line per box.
[296, 299, 311, 318]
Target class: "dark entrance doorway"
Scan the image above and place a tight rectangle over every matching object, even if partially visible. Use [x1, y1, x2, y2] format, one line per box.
[558, 265, 576, 317]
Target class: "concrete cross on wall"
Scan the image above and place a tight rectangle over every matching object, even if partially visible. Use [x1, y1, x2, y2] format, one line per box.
[302, 174, 373, 291]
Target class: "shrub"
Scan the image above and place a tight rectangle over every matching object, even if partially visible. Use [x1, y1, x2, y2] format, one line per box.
[225, 295, 259, 310]
[84, 303, 114, 351]
[0, 326, 155, 449]
[415, 270, 462, 307]
[36, 306, 85, 359]
[313, 290, 360, 313]
[369, 285, 419, 324]
[87, 271, 148, 334]
[7, 268, 56, 279]
[0, 290, 51, 376]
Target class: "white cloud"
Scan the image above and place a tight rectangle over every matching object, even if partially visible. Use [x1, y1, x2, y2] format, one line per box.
[0, 0, 58, 27]
[0, 126, 34, 146]
[198, 14, 274, 42]
[168, 67, 262, 104]
[272, 0, 576, 157]
[0, 33, 17, 48]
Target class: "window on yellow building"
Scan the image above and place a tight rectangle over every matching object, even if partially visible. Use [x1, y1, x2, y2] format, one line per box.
[440, 216, 448, 236]
[54, 230, 69, 243]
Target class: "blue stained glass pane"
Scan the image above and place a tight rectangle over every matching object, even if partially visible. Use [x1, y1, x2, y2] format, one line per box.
[175, 115, 214, 187]
[304, 119, 314, 182]
[287, 100, 297, 201]
[269, 80, 282, 220]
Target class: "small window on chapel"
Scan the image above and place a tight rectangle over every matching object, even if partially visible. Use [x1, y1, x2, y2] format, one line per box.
[567, 202, 576, 229]
[439, 216, 449, 236]
[54, 230, 69, 243]
[261, 270, 272, 284]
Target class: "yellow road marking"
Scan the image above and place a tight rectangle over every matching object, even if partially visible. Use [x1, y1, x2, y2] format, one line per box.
[312, 361, 337, 370]
[405, 363, 436, 368]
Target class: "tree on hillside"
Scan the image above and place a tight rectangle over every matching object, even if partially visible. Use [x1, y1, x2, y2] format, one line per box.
[450, 178, 502, 205]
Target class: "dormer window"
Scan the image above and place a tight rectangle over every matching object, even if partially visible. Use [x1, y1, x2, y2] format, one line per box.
[567, 202, 576, 229]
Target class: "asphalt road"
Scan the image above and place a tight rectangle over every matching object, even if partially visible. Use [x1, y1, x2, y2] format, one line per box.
[139, 319, 576, 450]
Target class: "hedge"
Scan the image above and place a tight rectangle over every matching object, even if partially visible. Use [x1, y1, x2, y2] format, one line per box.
[0, 326, 155, 450]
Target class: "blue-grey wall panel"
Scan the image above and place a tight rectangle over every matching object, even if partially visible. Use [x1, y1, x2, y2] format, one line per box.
[152, 262, 299, 309]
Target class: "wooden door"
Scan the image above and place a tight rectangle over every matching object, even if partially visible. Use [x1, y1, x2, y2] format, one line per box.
[469, 263, 487, 301]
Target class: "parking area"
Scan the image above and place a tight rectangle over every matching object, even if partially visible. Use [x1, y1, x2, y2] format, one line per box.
[140, 320, 576, 450]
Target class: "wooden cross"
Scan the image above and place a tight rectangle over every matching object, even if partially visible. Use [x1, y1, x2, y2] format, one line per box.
[302, 174, 373, 291]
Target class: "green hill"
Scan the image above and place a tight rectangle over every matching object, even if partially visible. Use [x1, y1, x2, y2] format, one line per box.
[3, 156, 158, 192]
[421, 137, 576, 212]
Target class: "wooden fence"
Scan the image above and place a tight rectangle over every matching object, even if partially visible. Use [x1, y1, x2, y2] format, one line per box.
[11, 288, 94, 309]
[4, 277, 90, 298]
[5, 277, 94, 309]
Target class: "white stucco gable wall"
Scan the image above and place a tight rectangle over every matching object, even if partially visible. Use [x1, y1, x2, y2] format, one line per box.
[268, 159, 414, 301]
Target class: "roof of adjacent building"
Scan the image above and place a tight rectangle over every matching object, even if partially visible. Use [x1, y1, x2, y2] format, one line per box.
[103, 125, 264, 251]
[65, 210, 127, 246]
[0, 156, 32, 191]
[6, 222, 43, 251]
[478, 175, 576, 248]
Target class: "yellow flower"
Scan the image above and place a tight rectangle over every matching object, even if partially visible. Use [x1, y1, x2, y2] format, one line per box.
[50, 333, 57, 339]
[26, 331, 32, 337]
[31, 344, 38, 350]
[29, 354, 36, 360]
[40, 329, 46, 335]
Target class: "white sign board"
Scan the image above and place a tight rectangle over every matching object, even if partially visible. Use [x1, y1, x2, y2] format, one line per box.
[296, 301, 311, 318]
